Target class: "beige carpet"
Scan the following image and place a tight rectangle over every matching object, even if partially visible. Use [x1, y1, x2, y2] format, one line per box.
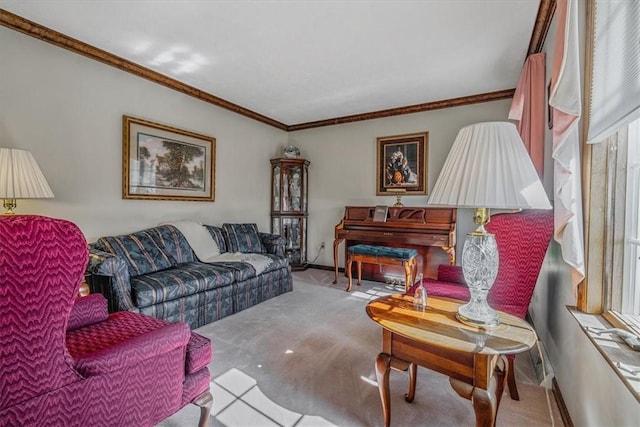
[160, 268, 563, 427]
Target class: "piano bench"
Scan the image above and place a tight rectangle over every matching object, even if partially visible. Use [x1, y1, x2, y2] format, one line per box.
[345, 244, 418, 292]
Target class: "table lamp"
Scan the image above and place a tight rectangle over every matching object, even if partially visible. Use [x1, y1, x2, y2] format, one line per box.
[0, 148, 54, 215]
[427, 122, 551, 327]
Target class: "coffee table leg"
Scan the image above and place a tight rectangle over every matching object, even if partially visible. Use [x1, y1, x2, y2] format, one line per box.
[468, 357, 507, 427]
[375, 353, 392, 427]
[494, 355, 508, 412]
[404, 363, 417, 403]
[471, 386, 498, 427]
[450, 364, 505, 427]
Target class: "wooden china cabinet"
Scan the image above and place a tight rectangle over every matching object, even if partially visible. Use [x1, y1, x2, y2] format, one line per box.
[270, 157, 310, 270]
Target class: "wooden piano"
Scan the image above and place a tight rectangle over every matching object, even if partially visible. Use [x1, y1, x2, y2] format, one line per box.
[333, 206, 456, 284]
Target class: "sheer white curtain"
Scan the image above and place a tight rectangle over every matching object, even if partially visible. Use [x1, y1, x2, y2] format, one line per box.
[550, 0, 585, 291]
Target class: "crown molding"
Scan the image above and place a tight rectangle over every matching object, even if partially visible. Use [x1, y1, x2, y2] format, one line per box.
[287, 0, 554, 131]
[0, 9, 288, 131]
[528, 0, 556, 55]
[1, 2, 554, 132]
[286, 89, 516, 131]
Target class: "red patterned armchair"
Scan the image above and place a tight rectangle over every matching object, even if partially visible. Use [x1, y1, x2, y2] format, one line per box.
[0, 215, 213, 427]
[409, 209, 554, 400]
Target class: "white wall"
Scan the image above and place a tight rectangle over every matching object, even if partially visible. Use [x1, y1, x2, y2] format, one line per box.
[532, 243, 640, 425]
[0, 27, 288, 241]
[528, 1, 640, 424]
[289, 100, 513, 268]
[5, 14, 637, 424]
[0, 25, 511, 259]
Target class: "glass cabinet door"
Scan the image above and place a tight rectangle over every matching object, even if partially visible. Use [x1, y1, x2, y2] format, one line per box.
[270, 157, 309, 270]
[271, 216, 306, 266]
[273, 164, 280, 211]
[287, 165, 302, 212]
[276, 164, 304, 213]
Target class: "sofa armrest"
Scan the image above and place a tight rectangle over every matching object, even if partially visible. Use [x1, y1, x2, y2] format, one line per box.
[186, 332, 212, 375]
[86, 248, 138, 312]
[259, 232, 286, 257]
[74, 321, 191, 377]
[68, 294, 109, 331]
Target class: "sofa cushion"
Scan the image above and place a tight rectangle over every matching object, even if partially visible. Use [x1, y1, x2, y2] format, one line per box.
[261, 254, 289, 273]
[204, 225, 227, 253]
[66, 310, 169, 358]
[222, 223, 266, 254]
[130, 262, 235, 308]
[203, 253, 289, 282]
[209, 261, 256, 282]
[95, 231, 173, 277]
[152, 225, 197, 265]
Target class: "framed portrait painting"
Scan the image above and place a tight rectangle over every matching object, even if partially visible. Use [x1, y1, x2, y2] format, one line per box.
[122, 115, 215, 201]
[376, 132, 428, 196]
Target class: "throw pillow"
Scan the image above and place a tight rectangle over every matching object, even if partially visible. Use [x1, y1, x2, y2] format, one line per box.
[222, 223, 266, 254]
[204, 225, 227, 253]
[95, 230, 173, 277]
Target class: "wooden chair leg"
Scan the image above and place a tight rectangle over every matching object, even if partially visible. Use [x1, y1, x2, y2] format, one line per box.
[403, 261, 412, 292]
[193, 390, 213, 427]
[346, 256, 353, 292]
[507, 356, 520, 400]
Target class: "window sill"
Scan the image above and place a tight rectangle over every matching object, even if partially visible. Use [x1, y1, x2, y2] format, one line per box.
[569, 306, 640, 403]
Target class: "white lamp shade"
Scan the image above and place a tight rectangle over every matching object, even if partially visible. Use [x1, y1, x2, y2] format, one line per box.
[427, 122, 551, 209]
[0, 148, 54, 199]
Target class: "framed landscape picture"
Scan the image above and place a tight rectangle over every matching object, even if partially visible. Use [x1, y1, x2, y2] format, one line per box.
[376, 132, 428, 196]
[122, 115, 215, 201]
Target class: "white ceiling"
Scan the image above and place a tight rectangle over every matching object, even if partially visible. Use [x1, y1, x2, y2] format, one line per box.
[0, 0, 541, 126]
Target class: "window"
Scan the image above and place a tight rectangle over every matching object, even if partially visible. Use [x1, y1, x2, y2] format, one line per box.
[585, 120, 640, 331]
[570, 0, 640, 403]
[582, 116, 640, 400]
[581, 0, 640, 324]
[618, 120, 640, 325]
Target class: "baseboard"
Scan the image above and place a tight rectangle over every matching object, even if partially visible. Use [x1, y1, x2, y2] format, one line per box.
[529, 339, 555, 388]
[304, 264, 336, 272]
[525, 312, 572, 427]
[552, 377, 574, 427]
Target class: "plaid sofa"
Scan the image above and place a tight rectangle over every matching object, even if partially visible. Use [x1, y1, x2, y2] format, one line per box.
[86, 223, 292, 329]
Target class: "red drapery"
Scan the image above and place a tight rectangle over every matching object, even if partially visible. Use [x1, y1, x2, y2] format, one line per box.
[508, 52, 546, 178]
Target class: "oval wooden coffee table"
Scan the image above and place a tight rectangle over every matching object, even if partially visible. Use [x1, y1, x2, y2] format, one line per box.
[366, 294, 537, 427]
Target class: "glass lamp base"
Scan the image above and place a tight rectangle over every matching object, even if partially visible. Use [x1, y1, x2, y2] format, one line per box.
[460, 228, 500, 329]
[456, 306, 499, 329]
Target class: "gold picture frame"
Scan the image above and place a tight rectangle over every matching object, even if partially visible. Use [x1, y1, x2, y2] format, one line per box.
[122, 115, 215, 201]
[376, 132, 428, 196]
